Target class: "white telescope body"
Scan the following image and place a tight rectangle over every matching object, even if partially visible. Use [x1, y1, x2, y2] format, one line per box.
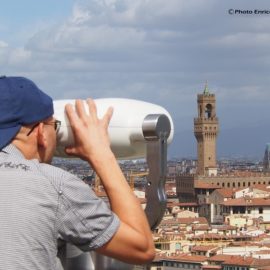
[53, 98, 174, 159]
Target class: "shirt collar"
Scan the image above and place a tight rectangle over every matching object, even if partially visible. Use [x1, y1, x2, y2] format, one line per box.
[1, 144, 26, 159]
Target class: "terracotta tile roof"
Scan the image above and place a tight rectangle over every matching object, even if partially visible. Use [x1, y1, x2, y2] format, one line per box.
[211, 225, 237, 230]
[168, 254, 207, 263]
[223, 197, 270, 206]
[191, 245, 219, 252]
[222, 256, 254, 266]
[178, 217, 208, 225]
[216, 188, 235, 198]
[153, 253, 207, 263]
[208, 254, 234, 262]
[160, 217, 208, 226]
[194, 180, 220, 189]
[190, 233, 229, 241]
[208, 255, 270, 267]
[192, 224, 211, 230]
[231, 234, 253, 240]
[159, 219, 181, 226]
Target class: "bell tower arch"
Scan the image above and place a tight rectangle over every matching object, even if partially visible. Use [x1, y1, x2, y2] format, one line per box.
[194, 83, 219, 176]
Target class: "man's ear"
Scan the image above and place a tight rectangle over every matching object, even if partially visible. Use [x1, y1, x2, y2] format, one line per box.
[37, 123, 48, 148]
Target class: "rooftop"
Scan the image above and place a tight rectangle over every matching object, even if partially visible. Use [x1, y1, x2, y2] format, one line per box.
[223, 197, 270, 206]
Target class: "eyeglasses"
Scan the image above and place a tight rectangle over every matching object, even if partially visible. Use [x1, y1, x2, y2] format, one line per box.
[26, 120, 61, 136]
[44, 120, 61, 133]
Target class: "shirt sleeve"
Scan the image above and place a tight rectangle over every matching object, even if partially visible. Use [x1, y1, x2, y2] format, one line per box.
[57, 173, 120, 251]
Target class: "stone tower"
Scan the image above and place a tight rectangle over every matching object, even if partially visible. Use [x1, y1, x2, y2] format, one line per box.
[194, 83, 219, 176]
[263, 143, 270, 172]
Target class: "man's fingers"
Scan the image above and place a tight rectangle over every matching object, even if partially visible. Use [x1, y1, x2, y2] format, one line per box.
[102, 107, 113, 128]
[65, 103, 79, 126]
[86, 98, 98, 121]
[75, 99, 88, 120]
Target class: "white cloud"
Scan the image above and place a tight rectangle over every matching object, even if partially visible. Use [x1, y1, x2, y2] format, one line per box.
[0, 40, 8, 48]
[8, 48, 31, 66]
[211, 32, 270, 49]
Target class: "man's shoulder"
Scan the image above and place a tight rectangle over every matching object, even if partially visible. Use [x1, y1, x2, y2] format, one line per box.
[38, 162, 78, 181]
[1, 144, 82, 183]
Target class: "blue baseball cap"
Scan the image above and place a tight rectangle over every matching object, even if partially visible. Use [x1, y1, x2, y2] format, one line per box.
[0, 76, 54, 149]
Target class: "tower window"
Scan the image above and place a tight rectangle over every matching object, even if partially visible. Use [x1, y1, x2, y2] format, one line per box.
[205, 104, 212, 118]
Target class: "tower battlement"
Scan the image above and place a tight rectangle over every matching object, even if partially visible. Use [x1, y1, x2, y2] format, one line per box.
[197, 93, 215, 99]
[194, 117, 219, 123]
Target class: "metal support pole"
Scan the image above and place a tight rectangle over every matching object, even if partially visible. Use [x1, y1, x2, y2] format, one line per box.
[143, 114, 170, 230]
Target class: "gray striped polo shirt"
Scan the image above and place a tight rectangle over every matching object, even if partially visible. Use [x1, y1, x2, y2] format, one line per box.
[0, 144, 120, 270]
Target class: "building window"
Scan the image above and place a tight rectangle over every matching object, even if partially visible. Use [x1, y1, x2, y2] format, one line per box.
[259, 207, 263, 214]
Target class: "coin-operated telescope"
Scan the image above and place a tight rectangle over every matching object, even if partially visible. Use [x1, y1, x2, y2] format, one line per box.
[54, 98, 174, 270]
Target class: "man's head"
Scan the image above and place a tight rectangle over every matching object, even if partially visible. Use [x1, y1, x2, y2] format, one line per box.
[0, 76, 56, 162]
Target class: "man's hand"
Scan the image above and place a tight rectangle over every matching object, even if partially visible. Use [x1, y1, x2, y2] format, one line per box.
[65, 99, 113, 163]
[65, 98, 155, 264]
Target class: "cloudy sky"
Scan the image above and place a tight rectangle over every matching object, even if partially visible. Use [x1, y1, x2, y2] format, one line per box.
[1, 0, 270, 159]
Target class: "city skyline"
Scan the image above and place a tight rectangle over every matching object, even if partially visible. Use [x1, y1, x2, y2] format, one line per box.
[1, 0, 270, 158]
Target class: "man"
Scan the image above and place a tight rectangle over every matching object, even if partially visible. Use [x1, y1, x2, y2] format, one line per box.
[0, 76, 155, 269]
